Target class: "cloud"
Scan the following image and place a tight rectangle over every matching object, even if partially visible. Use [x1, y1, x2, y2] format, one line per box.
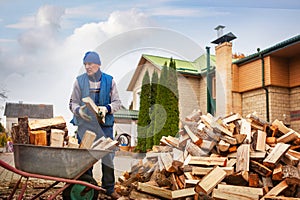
[1, 7, 155, 132]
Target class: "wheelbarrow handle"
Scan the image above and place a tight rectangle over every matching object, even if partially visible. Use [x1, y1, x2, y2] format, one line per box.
[0, 159, 106, 192]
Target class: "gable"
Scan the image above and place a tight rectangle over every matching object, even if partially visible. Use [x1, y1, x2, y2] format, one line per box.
[4, 102, 54, 119]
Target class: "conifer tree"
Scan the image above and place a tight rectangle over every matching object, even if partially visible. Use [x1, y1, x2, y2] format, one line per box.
[146, 71, 159, 150]
[136, 70, 151, 152]
[167, 58, 179, 136]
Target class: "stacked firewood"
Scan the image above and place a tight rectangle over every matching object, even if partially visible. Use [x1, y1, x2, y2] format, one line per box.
[115, 110, 300, 200]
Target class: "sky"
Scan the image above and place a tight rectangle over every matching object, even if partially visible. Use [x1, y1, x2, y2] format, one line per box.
[0, 0, 299, 132]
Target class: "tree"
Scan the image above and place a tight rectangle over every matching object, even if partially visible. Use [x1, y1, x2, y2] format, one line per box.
[153, 62, 169, 145]
[136, 70, 151, 152]
[146, 71, 159, 150]
[167, 58, 179, 137]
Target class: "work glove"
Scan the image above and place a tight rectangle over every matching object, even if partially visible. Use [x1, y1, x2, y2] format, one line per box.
[97, 106, 108, 124]
[78, 105, 92, 121]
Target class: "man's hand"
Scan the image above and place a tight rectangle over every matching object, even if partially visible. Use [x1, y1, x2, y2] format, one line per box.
[97, 106, 108, 124]
[79, 105, 92, 121]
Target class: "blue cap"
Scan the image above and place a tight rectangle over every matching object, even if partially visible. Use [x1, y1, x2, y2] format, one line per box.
[83, 51, 101, 65]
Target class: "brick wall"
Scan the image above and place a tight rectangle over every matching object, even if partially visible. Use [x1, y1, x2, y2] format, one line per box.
[242, 89, 266, 119]
[290, 86, 300, 131]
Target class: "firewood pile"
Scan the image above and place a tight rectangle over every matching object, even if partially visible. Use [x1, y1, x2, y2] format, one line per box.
[10, 116, 117, 150]
[115, 110, 300, 200]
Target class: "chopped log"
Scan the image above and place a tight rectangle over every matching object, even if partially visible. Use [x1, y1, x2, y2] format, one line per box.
[183, 125, 202, 145]
[178, 133, 190, 148]
[129, 189, 160, 200]
[236, 144, 250, 172]
[189, 156, 227, 167]
[137, 182, 172, 199]
[50, 129, 65, 147]
[192, 166, 234, 176]
[185, 140, 209, 156]
[234, 134, 247, 144]
[68, 137, 79, 148]
[165, 135, 179, 147]
[256, 130, 267, 152]
[277, 130, 298, 143]
[160, 136, 173, 146]
[177, 175, 185, 189]
[263, 143, 290, 169]
[160, 153, 176, 172]
[194, 166, 227, 195]
[210, 120, 233, 137]
[282, 152, 299, 166]
[266, 137, 277, 145]
[263, 196, 300, 200]
[228, 151, 266, 159]
[170, 173, 179, 190]
[79, 130, 96, 149]
[172, 148, 184, 168]
[217, 140, 230, 152]
[262, 180, 288, 197]
[228, 145, 238, 153]
[272, 163, 283, 181]
[240, 119, 252, 143]
[11, 125, 20, 143]
[29, 130, 47, 146]
[199, 139, 216, 151]
[220, 134, 237, 145]
[222, 113, 241, 124]
[28, 116, 66, 131]
[152, 145, 173, 152]
[171, 187, 196, 199]
[203, 127, 221, 141]
[212, 184, 264, 200]
[282, 165, 300, 185]
[226, 159, 237, 167]
[14, 117, 30, 144]
[262, 176, 274, 192]
[250, 160, 272, 177]
[82, 96, 101, 121]
[224, 172, 248, 186]
[272, 119, 291, 134]
[248, 173, 259, 187]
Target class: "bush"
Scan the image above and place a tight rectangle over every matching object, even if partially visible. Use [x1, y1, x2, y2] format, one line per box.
[0, 132, 7, 147]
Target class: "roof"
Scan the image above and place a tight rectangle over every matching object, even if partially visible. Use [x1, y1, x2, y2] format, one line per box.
[114, 109, 139, 120]
[234, 34, 300, 65]
[127, 53, 217, 91]
[142, 54, 216, 75]
[4, 102, 54, 119]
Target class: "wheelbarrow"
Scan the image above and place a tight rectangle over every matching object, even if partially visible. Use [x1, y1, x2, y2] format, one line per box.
[0, 143, 112, 200]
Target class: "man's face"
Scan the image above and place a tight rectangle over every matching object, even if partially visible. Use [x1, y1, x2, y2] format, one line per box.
[84, 62, 100, 76]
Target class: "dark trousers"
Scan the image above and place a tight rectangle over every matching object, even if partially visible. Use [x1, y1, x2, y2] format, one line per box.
[78, 126, 115, 195]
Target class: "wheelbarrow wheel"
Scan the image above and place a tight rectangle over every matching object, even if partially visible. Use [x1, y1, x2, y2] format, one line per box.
[62, 174, 99, 200]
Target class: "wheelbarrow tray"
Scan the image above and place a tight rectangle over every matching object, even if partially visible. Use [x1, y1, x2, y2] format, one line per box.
[13, 144, 111, 179]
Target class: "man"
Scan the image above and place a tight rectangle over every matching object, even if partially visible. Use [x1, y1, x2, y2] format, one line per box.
[69, 51, 122, 199]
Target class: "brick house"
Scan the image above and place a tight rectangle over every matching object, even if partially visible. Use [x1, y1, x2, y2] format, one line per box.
[127, 34, 300, 131]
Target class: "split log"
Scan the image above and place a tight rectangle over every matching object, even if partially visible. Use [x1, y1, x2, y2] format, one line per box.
[183, 125, 202, 145]
[185, 140, 209, 156]
[189, 156, 227, 167]
[263, 143, 290, 169]
[240, 119, 252, 143]
[79, 130, 96, 149]
[137, 182, 172, 199]
[50, 129, 65, 147]
[212, 184, 263, 200]
[234, 134, 247, 144]
[272, 119, 291, 134]
[29, 130, 47, 146]
[171, 187, 196, 199]
[272, 164, 283, 181]
[262, 180, 289, 197]
[28, 116, 66, 131]
[68, 137, 79, 148]
[248, 173, 259, 187]
[277, 130, 298, 143]
[250, 160, 272, 177]
[160, 152, 176, 172]
[222, 113, 241, 124]
[282, 165, 300, 185]
[172, 148, 184, 168]
[236, 144, 250, 172]
[194, 166, 227, 195]
[256, 130, 267, 152]
[192, 166, 234, 176]
[15, 117, 30, 144]
[217, 140, 230, 152]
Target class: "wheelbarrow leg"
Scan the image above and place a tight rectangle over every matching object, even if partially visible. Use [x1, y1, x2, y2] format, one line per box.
[47, 183, 71, 200]
[30, 181, 60, 200]
[18, 177, 29, 200]
[8, 176, 23, 200]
